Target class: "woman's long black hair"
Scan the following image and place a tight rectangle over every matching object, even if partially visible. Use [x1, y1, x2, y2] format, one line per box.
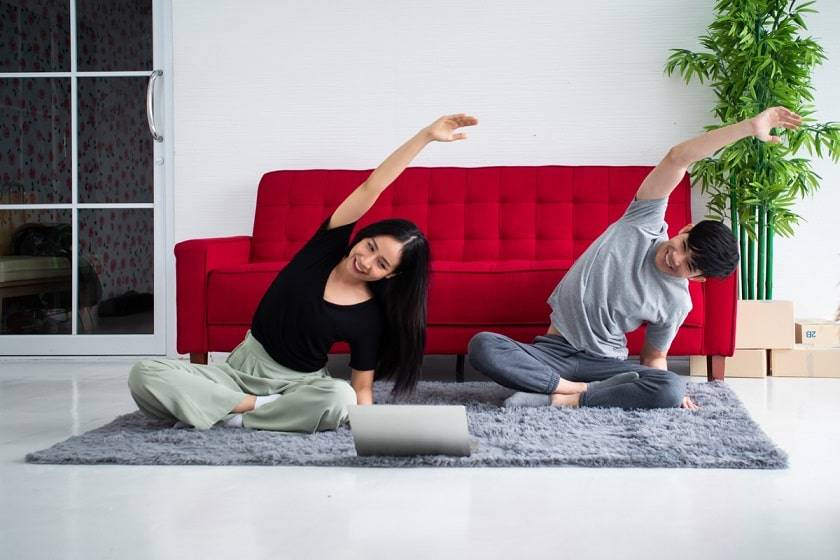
[347, 219, 430, 398]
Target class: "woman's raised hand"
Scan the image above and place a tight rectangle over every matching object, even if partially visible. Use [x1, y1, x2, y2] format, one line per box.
[329, 113, 477, 229]
[424, 113, 479, 142]
[750, 106, 802, 143]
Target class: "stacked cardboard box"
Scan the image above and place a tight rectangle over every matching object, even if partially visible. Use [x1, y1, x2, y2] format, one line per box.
[734, 301, 795, 350]
[770, 319, 840, 378]
[690, 304, 840, 378]
[690, 300, 794, 378]
[689, 350, 766, 378]
[794, 319, 840, 347]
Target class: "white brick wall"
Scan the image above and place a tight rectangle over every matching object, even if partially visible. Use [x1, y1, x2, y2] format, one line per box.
[171, 0, 840, 323]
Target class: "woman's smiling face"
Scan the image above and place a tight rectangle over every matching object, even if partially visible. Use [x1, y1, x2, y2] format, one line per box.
[346, 235, 404, 281]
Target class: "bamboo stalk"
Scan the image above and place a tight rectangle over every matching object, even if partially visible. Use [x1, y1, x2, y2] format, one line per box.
[746, 235, 754, 300]
[767, 219, 775, 299]
[757, 204, 766, 300]
[740, 223, 748, 299]
[754, 206, 760, 299]
[730, 188, 741, 298]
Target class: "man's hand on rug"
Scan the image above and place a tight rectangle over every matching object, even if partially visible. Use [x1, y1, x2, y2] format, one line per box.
[681, 396, 700, 410]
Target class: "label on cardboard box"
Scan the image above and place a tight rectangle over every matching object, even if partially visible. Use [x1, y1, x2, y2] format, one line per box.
[770, 345, 840, 377]
[795, 319, 840, 348]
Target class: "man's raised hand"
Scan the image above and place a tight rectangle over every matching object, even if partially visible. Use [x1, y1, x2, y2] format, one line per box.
[750, 106, 802, 143]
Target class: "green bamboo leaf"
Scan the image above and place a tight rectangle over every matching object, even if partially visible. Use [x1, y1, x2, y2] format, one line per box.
[757, 56, 772, 73]
[796, 1, 818, 14]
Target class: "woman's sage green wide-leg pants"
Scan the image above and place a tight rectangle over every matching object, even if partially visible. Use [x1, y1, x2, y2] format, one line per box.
[127, 330, 357, 432]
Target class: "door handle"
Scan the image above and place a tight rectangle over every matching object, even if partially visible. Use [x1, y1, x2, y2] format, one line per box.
[146, 69, 163, 142]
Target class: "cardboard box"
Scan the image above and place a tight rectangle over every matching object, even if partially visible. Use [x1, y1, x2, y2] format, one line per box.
[689, 349, 767, 378]
[689, 355, 704, 375]
[735, 300, 795, 350]
[795, 319, 840, 348]
[770, 346, 840, 377]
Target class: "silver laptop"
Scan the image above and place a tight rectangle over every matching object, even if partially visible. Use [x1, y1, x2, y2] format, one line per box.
[347, 405, 472, 457]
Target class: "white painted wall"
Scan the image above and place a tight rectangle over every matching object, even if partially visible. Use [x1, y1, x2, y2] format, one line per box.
[169, 0, 840, 353]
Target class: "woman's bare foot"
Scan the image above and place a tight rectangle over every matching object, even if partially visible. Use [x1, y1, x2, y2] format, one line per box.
[231, 394, 256, 413]
[550, 393, 581, 408]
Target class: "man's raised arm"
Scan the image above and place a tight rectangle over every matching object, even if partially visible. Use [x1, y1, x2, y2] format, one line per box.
[635, 107, 801, 201]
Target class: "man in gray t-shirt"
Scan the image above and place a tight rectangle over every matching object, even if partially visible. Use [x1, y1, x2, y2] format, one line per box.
[548, 196, 693, 362]
[468, 107, 799, 410]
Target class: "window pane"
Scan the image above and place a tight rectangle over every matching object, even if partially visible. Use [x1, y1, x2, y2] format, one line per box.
[77, 0, 152, 71]
[78, 77, 152, 203]
[0, 209, 71, 334]
[79, 208, 153, 334]
[0, 78, 71, 204]
[0, 0, 70, 72]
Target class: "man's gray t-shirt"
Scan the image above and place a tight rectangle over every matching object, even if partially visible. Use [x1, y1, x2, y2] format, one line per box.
[547, 197, 692, 360]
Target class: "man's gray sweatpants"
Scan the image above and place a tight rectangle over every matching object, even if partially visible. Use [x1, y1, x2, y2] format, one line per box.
[468, 332, 685, 409]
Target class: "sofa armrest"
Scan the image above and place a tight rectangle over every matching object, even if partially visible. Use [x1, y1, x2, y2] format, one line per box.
[701, 269, 739, 359]
[174, 236, 252, 354]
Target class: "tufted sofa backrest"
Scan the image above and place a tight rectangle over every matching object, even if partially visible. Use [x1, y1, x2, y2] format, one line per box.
[250, 166, 692, 263]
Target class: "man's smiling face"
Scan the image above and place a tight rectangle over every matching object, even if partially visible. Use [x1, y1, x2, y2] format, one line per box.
[654, 224, 706, 281]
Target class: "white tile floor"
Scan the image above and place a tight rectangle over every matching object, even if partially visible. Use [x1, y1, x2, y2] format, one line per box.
[1, 356, 839, 560]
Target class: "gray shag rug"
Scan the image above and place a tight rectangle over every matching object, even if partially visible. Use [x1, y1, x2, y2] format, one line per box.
[26, 381, 787, 468]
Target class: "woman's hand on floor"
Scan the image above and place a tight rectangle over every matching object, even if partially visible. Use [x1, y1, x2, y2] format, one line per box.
[354, 386, 374, 406]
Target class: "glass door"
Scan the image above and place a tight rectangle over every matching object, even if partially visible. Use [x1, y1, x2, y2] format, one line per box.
[0, 0, 167, 354]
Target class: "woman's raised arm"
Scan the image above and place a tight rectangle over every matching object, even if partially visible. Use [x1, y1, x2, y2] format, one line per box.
[329, 113, 478, 229]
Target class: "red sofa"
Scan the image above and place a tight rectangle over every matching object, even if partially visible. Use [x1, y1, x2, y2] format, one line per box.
[175, 166, 737, 381]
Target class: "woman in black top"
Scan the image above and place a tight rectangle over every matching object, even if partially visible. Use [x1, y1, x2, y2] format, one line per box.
[128, 114, 477, 432]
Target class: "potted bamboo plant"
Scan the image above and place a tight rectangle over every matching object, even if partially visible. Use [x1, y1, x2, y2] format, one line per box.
[664, 0, 839, 301]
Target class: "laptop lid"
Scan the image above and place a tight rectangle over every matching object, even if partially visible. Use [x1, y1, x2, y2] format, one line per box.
[347, 405, 471, 457]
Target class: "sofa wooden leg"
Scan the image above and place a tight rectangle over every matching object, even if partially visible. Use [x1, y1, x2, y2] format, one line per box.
[190, 352, 208, 365]
[707, 355, 725, 382]
[456, 354, 465, 383]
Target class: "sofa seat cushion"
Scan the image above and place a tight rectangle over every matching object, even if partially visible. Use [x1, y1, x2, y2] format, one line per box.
[429, 260, 569, 325]
[428, 260, 704, 328]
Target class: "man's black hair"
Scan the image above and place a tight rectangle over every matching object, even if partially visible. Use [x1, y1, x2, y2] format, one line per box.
[686, 220, 740, 279]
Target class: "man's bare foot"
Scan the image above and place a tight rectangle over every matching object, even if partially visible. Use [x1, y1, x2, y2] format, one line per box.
[550, 393, 581, 408]
[553, 378, 588, 395]
[553, 371, 640, 396]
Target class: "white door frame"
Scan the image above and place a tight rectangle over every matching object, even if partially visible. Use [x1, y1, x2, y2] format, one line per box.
[0, 0, 174, 356]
